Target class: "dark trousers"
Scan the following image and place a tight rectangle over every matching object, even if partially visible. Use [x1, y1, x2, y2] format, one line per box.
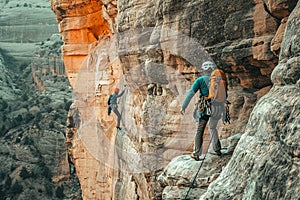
[193, 115, 209, 156]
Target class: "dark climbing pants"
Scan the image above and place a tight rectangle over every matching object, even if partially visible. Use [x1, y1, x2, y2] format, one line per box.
[193, 103, 223, 156]
[193, 115, 209, 156]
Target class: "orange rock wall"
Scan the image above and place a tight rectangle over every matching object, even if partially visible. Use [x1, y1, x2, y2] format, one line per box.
[51, 0, 111, 87]
[51, 1, 120, 199]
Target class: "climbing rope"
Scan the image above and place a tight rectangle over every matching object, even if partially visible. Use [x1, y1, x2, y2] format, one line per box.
[183, 136, 213, 200]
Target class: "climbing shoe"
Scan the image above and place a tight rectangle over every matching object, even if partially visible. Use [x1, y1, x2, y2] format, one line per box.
[215, 150, 222, 157]
[116, 127, 121, 130]
[191, 153, 199, 161]
[191, 154, 205, 161]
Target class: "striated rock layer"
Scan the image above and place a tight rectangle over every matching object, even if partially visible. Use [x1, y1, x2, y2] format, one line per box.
[51, 0, 298, 199]
[50, 0, 114, 86]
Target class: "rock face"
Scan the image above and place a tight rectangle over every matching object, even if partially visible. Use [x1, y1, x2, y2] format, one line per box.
[50, 0, 114, 86]
[50, 0, 299, 199]
[0, 0, 58, 66]
[202, 2, 300, 199]
[158, 134, 241, 199]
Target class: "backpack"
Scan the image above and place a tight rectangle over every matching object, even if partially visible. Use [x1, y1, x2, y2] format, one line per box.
[107, 95, 112, 115]
[207, 69, 227, 103]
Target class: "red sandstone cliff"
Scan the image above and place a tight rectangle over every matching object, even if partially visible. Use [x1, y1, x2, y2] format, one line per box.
[51, 0, 299, 199]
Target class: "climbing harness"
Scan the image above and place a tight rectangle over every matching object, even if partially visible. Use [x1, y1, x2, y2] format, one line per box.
[193, 97, 211, 122]
[198, 97, 211, 116]
[183, 136, 213, 200]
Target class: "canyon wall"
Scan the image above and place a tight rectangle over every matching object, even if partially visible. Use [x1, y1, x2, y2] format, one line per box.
[51, 0, 299, 199]
[203, 2, 300, 199]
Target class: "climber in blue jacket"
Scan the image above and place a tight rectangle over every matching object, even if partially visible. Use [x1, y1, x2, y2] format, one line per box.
[180, 61, 221, 161]
[108, 86, 126, 130]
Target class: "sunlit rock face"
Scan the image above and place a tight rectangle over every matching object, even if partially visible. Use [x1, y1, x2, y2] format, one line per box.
[50, 0, 114, 87]
[51, 0, 298, 199]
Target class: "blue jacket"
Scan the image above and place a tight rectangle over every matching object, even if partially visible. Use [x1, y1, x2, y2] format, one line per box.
[182, 73, 210, 110]
[109, 89, 125, 105]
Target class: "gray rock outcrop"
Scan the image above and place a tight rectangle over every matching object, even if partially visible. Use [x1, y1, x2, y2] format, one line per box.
[202, 2, 300, 199]
[157, 134, 241, 199]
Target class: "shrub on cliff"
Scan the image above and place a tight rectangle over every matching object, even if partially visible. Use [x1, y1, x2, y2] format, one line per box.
[64, 100, 72, 111]
[55, 185, 64, 198]
[20, 167, 31, 179]
[11, 180, 23, 194]
[0, 99, 8, 110]
[24, 113, 34, 123]
[39, 163, 52, 180]
[23, 136, 34, 146]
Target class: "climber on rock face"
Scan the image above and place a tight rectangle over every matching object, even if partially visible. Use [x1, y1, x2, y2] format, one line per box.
[108, 86, 126, 130]
[180, 61, 222, 161]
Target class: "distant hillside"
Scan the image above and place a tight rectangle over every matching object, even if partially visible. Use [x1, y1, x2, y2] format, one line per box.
[0, 0, 58, 66]
[0, 34, 81, 199]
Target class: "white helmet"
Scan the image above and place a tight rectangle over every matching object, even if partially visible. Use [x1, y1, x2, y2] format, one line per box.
[201, 61, 215, 71]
